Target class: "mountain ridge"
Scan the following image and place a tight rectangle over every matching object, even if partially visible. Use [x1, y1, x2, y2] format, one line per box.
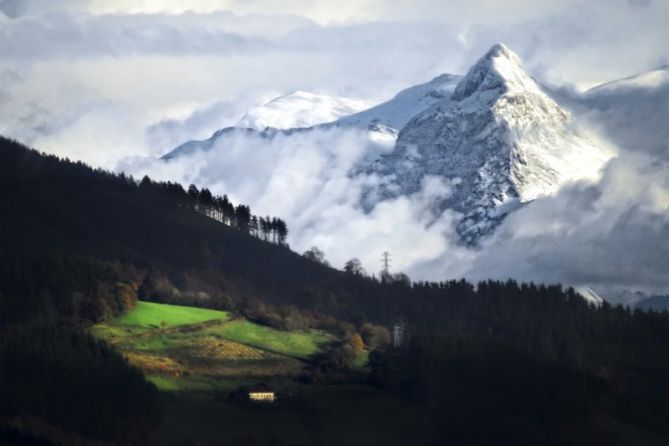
[366, 43, 613, 241]
[162, 44, 647, 247]
[237, 90, 371, 130]
[162, 72, 463, 161]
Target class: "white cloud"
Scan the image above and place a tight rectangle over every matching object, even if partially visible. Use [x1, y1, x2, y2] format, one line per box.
[0, 12, 467, 167]
[1, 1, 666, 167]
[120, 119, 669, 302]
[2, 0, 664, 26]
[119, 126, 464, 275]
[465, 153, 669, 298]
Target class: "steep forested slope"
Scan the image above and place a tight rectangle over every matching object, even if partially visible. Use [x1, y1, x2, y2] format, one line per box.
[0, 136, 347, 319]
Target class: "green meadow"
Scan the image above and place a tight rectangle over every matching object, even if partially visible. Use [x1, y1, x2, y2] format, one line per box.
[91, 301, 348, 392]
[90, 300, 381, 445]
[202, 319, 331, 359]
[115, 301, 229, 328]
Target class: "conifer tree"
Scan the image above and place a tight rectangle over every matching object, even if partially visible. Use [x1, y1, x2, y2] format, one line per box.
[187, 184, 199, 210]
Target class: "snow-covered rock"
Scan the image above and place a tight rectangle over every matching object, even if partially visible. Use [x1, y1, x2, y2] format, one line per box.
[366, 44, 613, 242]
[324, 73, 461, 148]
[237, 90, 370, 130]
[162, 74, 462, 160]
[335, 74, 461, 131]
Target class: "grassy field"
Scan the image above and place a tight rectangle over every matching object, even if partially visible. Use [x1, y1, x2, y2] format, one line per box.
[92, 301, 338, 391]
[91, 301, 386, 445]
[203, 320, 332, 359]
[115, 301, 229, 328]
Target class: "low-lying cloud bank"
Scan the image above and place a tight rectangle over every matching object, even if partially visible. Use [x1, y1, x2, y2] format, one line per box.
[466, 153, 669, 297]
[120, 126, 463, 276]
[121, 121, 669, 303]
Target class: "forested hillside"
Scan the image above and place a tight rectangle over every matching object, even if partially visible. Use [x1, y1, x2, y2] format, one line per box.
[1, 136, 667, 445]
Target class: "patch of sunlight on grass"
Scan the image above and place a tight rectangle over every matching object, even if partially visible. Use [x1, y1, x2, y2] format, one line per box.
[205, 320, 332, 359]
[116, 301, 229, 329]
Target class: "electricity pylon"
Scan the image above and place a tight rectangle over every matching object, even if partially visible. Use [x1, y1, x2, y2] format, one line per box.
[381, 251, 392, 275]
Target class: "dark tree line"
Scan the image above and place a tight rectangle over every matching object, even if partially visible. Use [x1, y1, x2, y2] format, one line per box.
[179, 181, 287, 245]
[1, 323, 161, 445]
[362, 281, 669, 445]
[0, 253, 161, 445]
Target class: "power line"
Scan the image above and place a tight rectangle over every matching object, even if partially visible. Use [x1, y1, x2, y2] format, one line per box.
[381, 251, 392, 274]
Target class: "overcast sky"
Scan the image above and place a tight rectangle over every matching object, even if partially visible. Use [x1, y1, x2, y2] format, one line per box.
[1, 0, 667, 165]
[1, 0, 667, 300]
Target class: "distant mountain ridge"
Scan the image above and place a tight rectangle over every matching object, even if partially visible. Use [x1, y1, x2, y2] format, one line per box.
[237, 90, 371, 130]
[635, 295, 669, 312]
[577, 65, 669, 158]
[163, 72, 463, 160]
[331, 73, 461, 136]
[162, 44, 669, 247]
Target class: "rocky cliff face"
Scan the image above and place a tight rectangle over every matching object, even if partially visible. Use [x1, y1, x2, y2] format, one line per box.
[366, 44, 612, 242]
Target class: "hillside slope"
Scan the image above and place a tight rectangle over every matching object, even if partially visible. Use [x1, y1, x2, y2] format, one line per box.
[0, 136, 359, 315]
[2, 136, 668, 445]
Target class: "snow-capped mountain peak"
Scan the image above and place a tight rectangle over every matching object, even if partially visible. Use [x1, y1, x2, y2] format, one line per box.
[237, 90, 370, 130]
[164, 44, 614, 245]
[452, 43, 540, 100]
[367, 43, 614, 242]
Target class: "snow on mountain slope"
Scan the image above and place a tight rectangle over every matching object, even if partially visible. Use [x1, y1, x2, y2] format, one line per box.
[237, 90, 371, 130]
[335, 74, 461, 131]
[163, 74, 462, 160]
[323, 73, 461, 148]
[577, 66, 669, 158]
[366, 44, 614, 242]
[163, 127, 260, 160]
[574, 286, 604, 305]
[162, 91, 368, 160]
[588, 65, 669, 92]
